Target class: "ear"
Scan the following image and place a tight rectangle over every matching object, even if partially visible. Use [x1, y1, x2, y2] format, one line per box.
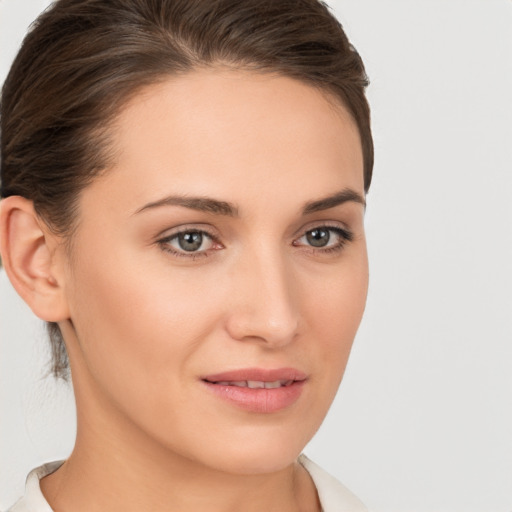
[0, 196, 70, 322]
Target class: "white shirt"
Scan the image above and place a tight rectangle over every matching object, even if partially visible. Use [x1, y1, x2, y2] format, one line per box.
[6, 455, 367, 512]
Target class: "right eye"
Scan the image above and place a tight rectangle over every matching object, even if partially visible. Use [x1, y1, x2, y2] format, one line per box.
[158, 229, 221, 258]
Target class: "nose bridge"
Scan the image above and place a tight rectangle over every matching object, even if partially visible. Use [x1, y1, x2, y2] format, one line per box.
[226, 242, 299, 346]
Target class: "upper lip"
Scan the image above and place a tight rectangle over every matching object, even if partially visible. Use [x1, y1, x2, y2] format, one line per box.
[202, 367, 308, 383]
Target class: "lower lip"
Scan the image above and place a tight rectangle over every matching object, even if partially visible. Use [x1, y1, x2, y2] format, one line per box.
[202, 380, 306, 413]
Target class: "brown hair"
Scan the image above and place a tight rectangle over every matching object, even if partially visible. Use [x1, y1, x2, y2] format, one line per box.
[0, 0, 373, 380]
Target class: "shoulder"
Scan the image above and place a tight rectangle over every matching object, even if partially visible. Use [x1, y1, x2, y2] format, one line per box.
[5, 461, 63, 512]
[299, 454, 368, 512]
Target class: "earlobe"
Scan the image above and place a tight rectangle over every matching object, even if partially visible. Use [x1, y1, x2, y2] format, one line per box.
[0, 196, 70, 322]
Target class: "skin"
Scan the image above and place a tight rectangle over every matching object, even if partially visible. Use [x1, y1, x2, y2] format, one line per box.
[0, 69, 368, 512]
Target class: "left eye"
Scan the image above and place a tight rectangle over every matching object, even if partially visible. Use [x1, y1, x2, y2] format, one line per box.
[295, 226, 351, 249]
[165, 231, 214, 253]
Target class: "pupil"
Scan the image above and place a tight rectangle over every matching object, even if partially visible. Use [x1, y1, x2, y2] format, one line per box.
[306, 229, 330, 247]
[178, 232, 203, 251]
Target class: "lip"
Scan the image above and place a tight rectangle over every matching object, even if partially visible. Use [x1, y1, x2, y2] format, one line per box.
[202, 367, 307, 383]
[201, 367, 307, 414]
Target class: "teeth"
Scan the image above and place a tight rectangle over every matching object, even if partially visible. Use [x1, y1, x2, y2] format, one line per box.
[214, 381, 249, 387]
[247, 380, 265, 389]
[211, 380, 294, 388]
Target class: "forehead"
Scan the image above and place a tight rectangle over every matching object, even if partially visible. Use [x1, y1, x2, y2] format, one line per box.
[91, 69, 364, 212]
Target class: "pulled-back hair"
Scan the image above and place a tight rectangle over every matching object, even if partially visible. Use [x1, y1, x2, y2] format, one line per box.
[1, 0, 373, 380]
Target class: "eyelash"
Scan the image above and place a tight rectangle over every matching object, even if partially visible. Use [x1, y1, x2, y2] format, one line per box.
[157, 224, 353, 260]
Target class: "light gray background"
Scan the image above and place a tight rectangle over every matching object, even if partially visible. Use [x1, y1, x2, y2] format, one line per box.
[1, 1, 511, 511]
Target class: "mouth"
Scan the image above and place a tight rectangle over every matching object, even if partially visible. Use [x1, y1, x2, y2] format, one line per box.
[203, 379, 295, 389]
[201, 368, 307, 413]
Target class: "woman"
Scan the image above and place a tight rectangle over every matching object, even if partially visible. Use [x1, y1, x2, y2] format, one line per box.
[0, 0, 373, 510]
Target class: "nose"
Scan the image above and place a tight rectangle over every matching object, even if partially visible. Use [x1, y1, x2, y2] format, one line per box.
[224, 248, 300, 348]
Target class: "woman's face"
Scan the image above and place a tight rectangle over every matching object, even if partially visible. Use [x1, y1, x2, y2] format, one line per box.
[59, 69, 368, 474]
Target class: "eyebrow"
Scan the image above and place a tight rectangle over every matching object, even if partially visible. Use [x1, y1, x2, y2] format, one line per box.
[134, 188, 365, 217]
[135, 196, 239, 216]
[302, 188, 366, 214]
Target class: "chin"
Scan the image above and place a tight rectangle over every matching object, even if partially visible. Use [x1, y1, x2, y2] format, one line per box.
[206, 446, 304, 476]
[184, 424, 317, 476]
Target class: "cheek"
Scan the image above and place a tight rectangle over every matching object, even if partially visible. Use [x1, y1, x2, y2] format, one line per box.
[301, 251, 368, 377]
[65, 247, 225, 399]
